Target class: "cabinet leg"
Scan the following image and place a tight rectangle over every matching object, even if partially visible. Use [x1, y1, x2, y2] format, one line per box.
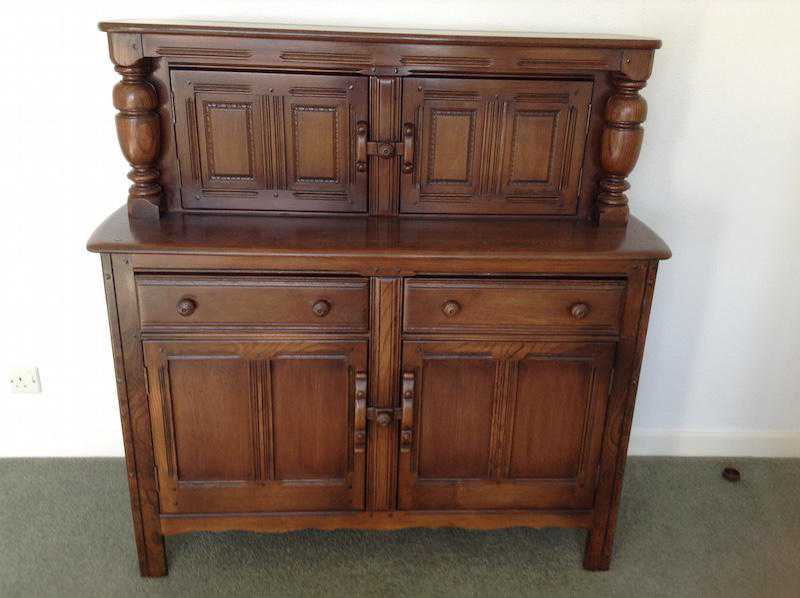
[583, 526, 613, 571]
[133, 519, 167, 577]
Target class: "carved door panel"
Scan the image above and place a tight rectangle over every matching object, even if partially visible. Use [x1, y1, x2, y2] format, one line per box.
[398, 341, 614, 511]
[172, 70, 368, 213]
[143, 339, 367, 513]
[400, 78, 592, 215]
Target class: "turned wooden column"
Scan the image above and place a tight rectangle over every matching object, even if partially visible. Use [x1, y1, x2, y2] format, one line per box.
[595, 51, 654, 227]
[112, 59, 162, 219]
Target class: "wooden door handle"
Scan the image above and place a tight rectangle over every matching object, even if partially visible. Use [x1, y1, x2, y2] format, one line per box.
[176, 297, 197, 317]
[312, 299, 331, 317]
[400, 372, 415, 447]
[570, 303, 591, 319]
[354, 372, 367, 448]
[402, 123, 414, 173]
[355, 121, 368, 172]
[441, 300, 461, 317]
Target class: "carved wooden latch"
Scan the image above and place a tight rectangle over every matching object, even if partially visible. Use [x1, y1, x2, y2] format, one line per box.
[355, 121, 415, 173]
[366, 407, 403, 427]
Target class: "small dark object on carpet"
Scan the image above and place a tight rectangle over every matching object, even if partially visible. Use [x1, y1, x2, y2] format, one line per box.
[722, 467, 742, 482]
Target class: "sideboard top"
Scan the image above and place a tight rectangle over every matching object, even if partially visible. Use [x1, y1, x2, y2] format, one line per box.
[98, 19, 661, 49]
[87, 208, 671, 263]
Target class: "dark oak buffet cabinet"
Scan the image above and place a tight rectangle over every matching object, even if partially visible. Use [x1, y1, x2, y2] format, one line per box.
[88, 20, 669, 576]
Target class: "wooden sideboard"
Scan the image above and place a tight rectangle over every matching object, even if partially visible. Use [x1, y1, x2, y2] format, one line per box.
[89, 20, 669, 577]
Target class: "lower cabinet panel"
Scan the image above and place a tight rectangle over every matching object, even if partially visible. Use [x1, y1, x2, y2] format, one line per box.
[417, 356, 496, 479]
[143, 339, 367, 513]
[142, 335, 614, 514]
[166, 357, 255, 482]
[399, 340, 615, 510]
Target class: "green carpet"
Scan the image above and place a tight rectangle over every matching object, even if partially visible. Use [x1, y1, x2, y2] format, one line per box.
[0, 458, 798, 597]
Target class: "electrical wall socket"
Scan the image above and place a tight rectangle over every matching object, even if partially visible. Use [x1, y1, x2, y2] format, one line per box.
[9, 367, 42, 394]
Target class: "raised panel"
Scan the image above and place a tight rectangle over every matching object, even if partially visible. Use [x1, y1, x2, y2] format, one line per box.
[499, 95, 582, 204]
[143, 340, 367, 514]
[172, 70, 368, 213]
[283, 94, 353, 205]
[507, 111, 557, 183]
[417, 356, 495, 479]
[167, 356, 256, 482]
[203, 102, 256, 179]
[290, 106, 339, 183]
[195, 96, 265, 191]
[508, 359, 593, 479]
[401, 78, 592, 215]
[270, 355, 349, 480]
[427, 109, 477, 185]
[399, 341, 614, 511]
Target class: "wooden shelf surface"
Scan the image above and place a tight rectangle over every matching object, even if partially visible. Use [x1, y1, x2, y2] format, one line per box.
[88, 208, 670, 262]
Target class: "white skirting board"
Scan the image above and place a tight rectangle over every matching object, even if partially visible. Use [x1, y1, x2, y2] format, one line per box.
[628, 429, 800, 457]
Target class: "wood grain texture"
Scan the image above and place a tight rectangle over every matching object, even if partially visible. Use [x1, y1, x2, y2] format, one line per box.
[112, 61, 162, 218]
[100, 20, 661, 50]
[595, 71, 651, 226]
[160, 509, 594, 535]
[368, 78, 402, 215]
[584, 260, 659, 570]
[171, 70, 368, 213]
[102, 21, 660, 220]
[403, 278, 625, 336]
[144, 339, 367, 514]
[104, 254, 166, 576]
[135, 275, 369, 332]
[398, 341, 614, 511]
[94, 21, 668, 576]
[167, 356, 255, 481]
[88, 209, 671, 263]
[400, 78, 592, 215]
[366, 278, 403, 509]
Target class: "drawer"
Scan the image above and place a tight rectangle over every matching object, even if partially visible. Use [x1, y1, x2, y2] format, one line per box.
[136, 275, 369, 331]
[403, 279, 625, 335]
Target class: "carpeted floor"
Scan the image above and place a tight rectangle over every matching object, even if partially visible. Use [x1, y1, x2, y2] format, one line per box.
[0, 458, 798, 597]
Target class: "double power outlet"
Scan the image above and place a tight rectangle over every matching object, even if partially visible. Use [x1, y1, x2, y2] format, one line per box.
[9, 367, 42, 394]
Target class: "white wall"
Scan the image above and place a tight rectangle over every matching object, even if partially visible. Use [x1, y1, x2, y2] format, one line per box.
[1, 0, 798, 457]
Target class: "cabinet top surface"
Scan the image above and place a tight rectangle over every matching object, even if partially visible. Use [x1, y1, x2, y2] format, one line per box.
[98, 19, 661, 49]
[87, 208, 670, 261]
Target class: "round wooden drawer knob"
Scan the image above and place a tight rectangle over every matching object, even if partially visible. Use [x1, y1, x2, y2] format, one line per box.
[441, 300, 461, 317]
[176, 298, 197, 317]
[312, 300, 332, 317]
[570, 303, 590, 319]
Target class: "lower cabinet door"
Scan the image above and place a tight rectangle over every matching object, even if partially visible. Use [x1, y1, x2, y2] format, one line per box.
[143, 339, 367, 513]
[398, 340, 615, 510]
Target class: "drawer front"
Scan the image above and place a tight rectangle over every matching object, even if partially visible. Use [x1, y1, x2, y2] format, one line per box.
[137, 276, 369, 331]
[403, 279, 624, 335]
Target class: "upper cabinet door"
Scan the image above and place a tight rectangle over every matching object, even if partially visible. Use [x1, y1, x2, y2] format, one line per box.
[173, 71, 368, 213]
[401, 78, 592, 215]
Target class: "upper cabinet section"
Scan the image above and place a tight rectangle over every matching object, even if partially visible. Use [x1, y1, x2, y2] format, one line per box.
[172, 71, 368, 213]
[401, 78, 592, 215]
[101, 20, 658, 224]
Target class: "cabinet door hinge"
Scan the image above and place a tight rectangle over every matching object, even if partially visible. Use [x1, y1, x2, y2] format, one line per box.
[153, 464, 160, 493]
